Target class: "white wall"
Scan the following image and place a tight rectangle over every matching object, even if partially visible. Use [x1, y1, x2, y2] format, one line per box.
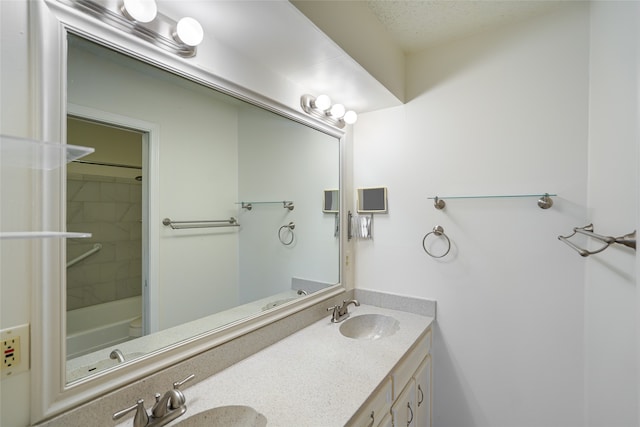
[586, 2, 639, 426]
[354, 4, 592, 426]
[0, 2, 34, 426]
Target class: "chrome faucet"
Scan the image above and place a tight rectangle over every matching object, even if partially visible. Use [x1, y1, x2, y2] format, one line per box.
[110, 349, 125, 363]
[113, 374, 194, 427]
[327, 299, 360, 323]
[297, 289, 308, 296]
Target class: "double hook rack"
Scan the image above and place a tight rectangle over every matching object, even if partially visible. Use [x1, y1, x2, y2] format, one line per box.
[558, 224, 636, 257]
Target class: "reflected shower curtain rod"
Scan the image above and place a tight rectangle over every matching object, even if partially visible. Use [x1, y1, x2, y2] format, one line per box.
[72, 159, 142, 170]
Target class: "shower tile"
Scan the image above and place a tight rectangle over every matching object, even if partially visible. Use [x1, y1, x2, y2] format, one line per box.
[116, 277, 142, 299]
[67, 180, 84, 200]
[115, 241, 135, 261]
[84, 202, 116, 222]
[130, 183, 142, 202]
[87, 281, 117, 305]
[67, 201, 84, 223]
[73, 181, 101, 202]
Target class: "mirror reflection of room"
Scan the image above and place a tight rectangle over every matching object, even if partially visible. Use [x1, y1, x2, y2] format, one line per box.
[64, 34, 340, 382]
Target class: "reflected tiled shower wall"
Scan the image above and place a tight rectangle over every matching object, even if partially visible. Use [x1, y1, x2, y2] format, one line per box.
[67, 173, 142, 311]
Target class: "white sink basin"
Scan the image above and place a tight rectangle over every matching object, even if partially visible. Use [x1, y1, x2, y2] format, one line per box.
[175, 405, 267, 427]
[339, 314, 399, 340]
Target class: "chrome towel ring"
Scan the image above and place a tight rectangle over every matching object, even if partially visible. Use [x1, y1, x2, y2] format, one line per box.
[278, 222, 295, 245]
[422, 225, 451, 258]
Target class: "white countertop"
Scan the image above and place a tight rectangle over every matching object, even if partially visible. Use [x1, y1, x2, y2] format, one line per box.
[146, 304, 434, 427]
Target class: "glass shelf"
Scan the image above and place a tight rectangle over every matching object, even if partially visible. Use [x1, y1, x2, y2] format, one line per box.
[427, 193, 557, 200]
[428, 193, 556, 210]
[1, 134, 94, 170]
[0, 232, 92, 240]
[1, 135, 95, 239]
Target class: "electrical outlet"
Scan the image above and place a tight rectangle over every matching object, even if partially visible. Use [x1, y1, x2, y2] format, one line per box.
[1, 324, 29, 379]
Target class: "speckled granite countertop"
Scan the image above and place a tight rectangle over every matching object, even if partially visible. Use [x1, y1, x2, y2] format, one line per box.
[133, 304, 433, 427]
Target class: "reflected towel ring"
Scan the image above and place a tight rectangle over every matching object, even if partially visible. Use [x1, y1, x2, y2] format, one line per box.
[278, 222, 295, 245]
[422, 225, 451, 258]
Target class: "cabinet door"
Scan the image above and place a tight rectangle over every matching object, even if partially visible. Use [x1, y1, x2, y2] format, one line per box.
[378, 411, 392, 427]
[346, 378, 393, 427]
[392, 378, 417, 427]
[414, 355, 432, 427]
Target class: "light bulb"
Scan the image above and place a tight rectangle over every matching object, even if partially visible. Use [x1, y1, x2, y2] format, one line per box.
[329, 103, 346, 118]
[174, 17, 204, 47]
[313, 95, 331, 111]
[122, 0, 157, 23]
[343, 110, 358, 124]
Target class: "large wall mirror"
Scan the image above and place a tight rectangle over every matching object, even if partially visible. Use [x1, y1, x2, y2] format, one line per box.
[32, 0, 344, 421]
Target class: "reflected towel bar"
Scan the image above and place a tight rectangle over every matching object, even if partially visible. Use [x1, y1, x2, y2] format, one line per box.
[162, 217, 239, 230]
[67, 243, 102, 268]
[558, 224, 636, 257]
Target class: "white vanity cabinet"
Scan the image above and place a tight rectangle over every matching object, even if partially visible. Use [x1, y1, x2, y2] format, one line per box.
[414, 355, 432, 426]
[347, 327, 432, 427]
[392, 354, 432, 427]
[392, 377, 417, 426]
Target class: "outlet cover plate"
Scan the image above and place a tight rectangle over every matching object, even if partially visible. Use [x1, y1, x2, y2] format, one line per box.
[1, 323, 29, 379]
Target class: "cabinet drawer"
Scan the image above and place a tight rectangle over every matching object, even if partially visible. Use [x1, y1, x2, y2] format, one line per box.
[346, 377, 393, 427]
[392, 328, 431, 399]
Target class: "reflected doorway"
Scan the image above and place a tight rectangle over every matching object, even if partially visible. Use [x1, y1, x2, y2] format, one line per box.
[66, 116, 146, 359]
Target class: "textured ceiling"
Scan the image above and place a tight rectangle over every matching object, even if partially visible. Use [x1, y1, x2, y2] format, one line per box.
[365, 0, 565, 53]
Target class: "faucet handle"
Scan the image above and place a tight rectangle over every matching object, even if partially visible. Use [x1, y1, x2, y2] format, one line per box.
[173, 373, 195, 390]
[113, 399, 149, 427]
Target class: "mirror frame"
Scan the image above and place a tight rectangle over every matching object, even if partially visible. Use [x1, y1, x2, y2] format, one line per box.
[31, 0, 347, 422]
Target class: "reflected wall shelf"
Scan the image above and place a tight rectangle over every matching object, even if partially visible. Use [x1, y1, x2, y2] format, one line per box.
[237, 201, 294, 211]
[1, 134, 94, 239]
[428, 193, 556, 210]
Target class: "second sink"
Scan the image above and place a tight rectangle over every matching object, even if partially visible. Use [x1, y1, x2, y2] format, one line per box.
[339, 314, 399, 340]
[174, 405, 267, 427]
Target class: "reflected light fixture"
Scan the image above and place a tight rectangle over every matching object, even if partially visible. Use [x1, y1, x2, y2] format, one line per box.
[300, 94, 358, 128]
[329, 103, 346, 119]
[121, 0, 157, 23]
[63, 0, 204, 57]
[313, 94, 332, 111]
[173, 17, 204, 47]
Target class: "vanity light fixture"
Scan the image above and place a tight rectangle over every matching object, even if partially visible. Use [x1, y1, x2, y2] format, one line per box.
[300, 94, 358, 128]
[63, 0, 204, 57]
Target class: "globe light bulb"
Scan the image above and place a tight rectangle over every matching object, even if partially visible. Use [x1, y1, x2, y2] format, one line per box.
[314, 95, 331, 111]
[343, 110, 358, 124]
[122, 0, 157, 23]
[330, 103, 346, 118]
[174, 17, 204, 47]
